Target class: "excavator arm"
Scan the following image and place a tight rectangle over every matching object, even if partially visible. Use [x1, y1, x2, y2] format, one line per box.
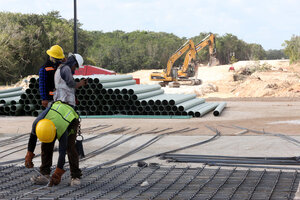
[165, 39, 195, 77]
[180, 33, 216, 75]
[195, 33, 216, 56]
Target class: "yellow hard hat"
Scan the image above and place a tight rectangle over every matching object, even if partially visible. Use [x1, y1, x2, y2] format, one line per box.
[46, 45, 65, 59]
[36, 119, 56, 143]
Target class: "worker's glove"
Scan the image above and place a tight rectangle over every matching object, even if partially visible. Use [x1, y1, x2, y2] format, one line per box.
[25, 151, 35, 168]
[49, 167, 65, 186]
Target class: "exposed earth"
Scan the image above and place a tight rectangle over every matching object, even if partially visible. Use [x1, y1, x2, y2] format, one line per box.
[129, 59, 300, 98]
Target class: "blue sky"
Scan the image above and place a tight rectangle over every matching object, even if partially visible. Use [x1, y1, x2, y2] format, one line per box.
[0, 0, 299, 50]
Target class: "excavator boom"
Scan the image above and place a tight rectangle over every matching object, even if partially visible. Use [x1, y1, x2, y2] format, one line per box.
[165, 40, 195, 77]
[180, 33, 216, 75]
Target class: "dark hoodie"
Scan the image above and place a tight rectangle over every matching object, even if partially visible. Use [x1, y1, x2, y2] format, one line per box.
[59, 55, 78, 88]
[39, 58, 62, 101]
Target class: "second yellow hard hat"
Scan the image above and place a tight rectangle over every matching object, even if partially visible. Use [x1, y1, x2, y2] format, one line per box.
[46, 45, 65, 59]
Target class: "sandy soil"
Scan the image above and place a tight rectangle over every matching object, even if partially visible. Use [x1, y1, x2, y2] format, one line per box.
[129, 59, 300, 99]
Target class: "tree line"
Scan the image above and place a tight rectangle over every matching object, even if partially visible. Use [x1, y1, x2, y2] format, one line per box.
[0, 11, 297, 84]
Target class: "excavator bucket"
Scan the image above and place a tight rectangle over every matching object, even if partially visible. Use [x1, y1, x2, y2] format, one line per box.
[208, 56, 218, 66]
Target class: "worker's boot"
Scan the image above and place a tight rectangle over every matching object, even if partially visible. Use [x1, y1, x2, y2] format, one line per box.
[70, 178, 81, 186]
[30, 174, 50, 185]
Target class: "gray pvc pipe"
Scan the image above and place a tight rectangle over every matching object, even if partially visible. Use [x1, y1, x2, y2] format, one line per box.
[0, 96, 21, 105]
[162, 94, 197, 106]
[122, 94, 130, 101]
[186, 102, 210, 116]
[176, 98, 205, 112]
[28, 94, 34, 100]
[198, 102, 219, 117]
[31, 89, 38, 94]
[9, 109, 23, 116]
[0, 87, 23, 94]
[141, 94, 170, 106]
[101, 80, 136, 89]
[20, 93, 27, 100]
[32, 110, 43, 117]
[24, 104, 36, 112]
[25, 89, 31, 94]
[35, 94, 41, 100]
[133, 89, 164, 101]
[4, 105, 10, 112]
[19, 99, 24, 104]
[11, 104, 23, 111]
[142, 93, 195, 106]
[113, 84, 158, 94]
[0, 90, 24, 98]
[213, 102, 227, 116]
[28, 83, 35, 89]
[125, 84, 161, 95]
[30, 77, 37, 84]
[31, 99, 38, 105]
[24, 99, 31, 104]
[78, 74, 133, 83]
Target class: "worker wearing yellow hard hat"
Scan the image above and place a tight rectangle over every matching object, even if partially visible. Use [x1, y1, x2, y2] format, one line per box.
[25, 101, 82, 186]
[39, 45, 66, 108]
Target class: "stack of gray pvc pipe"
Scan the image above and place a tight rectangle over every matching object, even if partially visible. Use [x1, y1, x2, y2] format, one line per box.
[0, 78, 44, 117]
[21, 77, 44, 116]
[0, 86, 25, 116]
[0, 75, 227, 117]
[74, 75, 227, 117]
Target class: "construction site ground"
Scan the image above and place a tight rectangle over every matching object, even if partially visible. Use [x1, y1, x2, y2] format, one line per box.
[2, 59, 300, 199]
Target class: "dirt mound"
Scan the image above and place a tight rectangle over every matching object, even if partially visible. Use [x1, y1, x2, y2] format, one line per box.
[128, 60, 300, 98]
[232, 71, 300, 97]
[0, 75, 38, 90]
[230, 61, 300, 97]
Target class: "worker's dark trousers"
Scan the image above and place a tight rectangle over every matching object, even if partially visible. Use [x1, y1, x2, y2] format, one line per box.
[40, 119, 82, 178]
[40, 140, 55, 176]
[66, 131, 82, 179]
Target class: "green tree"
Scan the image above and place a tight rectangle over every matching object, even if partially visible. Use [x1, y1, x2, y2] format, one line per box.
[0, 11, 90, 84]
[249, 43, 266, 60]
[266, 49, 287, 60]
[283, 35, 300, 63]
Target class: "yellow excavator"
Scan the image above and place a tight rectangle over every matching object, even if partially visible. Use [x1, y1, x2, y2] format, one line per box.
[150, 33, 216, 87]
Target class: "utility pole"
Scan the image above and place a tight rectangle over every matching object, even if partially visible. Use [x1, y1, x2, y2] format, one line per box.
[74, 0, 78, 53]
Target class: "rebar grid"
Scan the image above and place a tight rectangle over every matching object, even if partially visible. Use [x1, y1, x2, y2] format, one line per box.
[187, 167, 221, 200]
[205, 167, 236, 200]
[0, 165, 298, 199]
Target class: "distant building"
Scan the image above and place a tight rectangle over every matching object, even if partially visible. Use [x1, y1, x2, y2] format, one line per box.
[75, 65, 116, 75]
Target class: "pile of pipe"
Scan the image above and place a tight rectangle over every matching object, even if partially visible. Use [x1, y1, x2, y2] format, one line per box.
[160, 154, 300, 165]
[0, 78, 43, 116]
[0, 74, 226, 117]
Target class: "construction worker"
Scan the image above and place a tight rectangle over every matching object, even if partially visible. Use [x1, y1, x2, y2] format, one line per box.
[39, 45, 65, 108]
[54, 53, 87, 106]
[25, 101, 82, 186]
